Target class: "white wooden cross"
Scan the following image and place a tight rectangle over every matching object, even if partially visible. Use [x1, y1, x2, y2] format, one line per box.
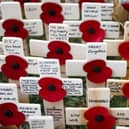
[63, 20, 120, 40]
[29, 38, 87, 77]
[0, 1, 44, 38]
[0, 82, 52, 129]
[81, 2, 113, 21]
[0, 55, 61, 78]
[65, 78, 129, 127]
[0, 19, 44, 37]
[24, 2, 80, 20]
[19, 75, 84, 129]
[65, 107, 129, 126]
[29, 39, 87, 60]
[66, 57, 127, 88]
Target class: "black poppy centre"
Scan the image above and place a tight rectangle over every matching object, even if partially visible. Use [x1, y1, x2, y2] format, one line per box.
[48, 84, 56, 91]
[12, 63, 20, 70]
[55, 48, 64, 54]
[95, 115, 104, 122]
[48, 10, 56, 16]
[92, 66, 101, 73]
[11, 25, 19, 32]
[4, 110, 13, 118]
[24, 0, 30, 2]
[87, 27, 96, 34]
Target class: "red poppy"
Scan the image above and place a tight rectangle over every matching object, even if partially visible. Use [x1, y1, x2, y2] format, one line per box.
[83, 59, 112, 83]
[79, 0, 105, 8]
[0, 102, 25, 126]
[47, 40, 73, 65]
[1, 55, 28, 80]
[38, 77, 66, 102]
[79, 20, 105, 42]
[2, 19, 28, 40]
[122, 83, 129, 99]
[84, 106, 116, 129]
[15, 0, 39, 9]
[121, 2, 129, 11]
[40, 2, 64, 24]
[118, 41, 129, 60]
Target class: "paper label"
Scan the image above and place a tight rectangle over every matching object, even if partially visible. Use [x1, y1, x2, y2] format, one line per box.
[62, 78, 83, 96]
[27, 57, 40, 75]
[24, 3, 41, 19]
[2, 37, 24, 56]
[24, 20, 44, 36]
[1, 2, 22, 20]
[66, 107, 86, 125]
[86, 43, 107, 61]
[19, 103, 41, 117]
[112, 108, 129, 126]
[39, 59, 60, 77]
[87, 88, 110, 108]
[62, 3, 80, 20]
[49, 23, 69, 41]
[28, 116, 54, 129]
[64, 21, 81, 38]
[0, 83, 18, 104]
[44, 100, 65, 129]
[107, 79, 123, 97]
[20, 77, 39, 95]
[82, 3, 101, 21]
[101, 3, 113, 21]
[102, 22, 120, 39]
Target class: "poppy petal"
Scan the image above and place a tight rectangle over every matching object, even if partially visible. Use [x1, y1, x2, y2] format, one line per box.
[1, 112, 25, 126]
[0, 103, 17, 113]
[87, 67, 112, 83]
[3, 19, 23, 29]
[79, 20, 100, 32]
[38, 77, 63, 90]
[41, 2, 62, 13]
[40, 13, 64, 24]
[0, 103, 25, 126]
[39, 88, 66, 102]
[82, 28, 105, 42]
[118, 42, 129, 60]
[3, 19, 28, 40]
[59, 53, 73, 65]
[2, 64, 27, 80]
[122, 83, 129, 99]
[4, 28, 28, 40]
[83, 59, 106, 73]
[122, 3, 129, 11]
[48, 41, 71, 52]
[47, 52, 72, 65]
[87, 117, 115, 129]
[84, 106, 109, 120]
[84, 106, 115, 129]
[5, 55, 28, 69]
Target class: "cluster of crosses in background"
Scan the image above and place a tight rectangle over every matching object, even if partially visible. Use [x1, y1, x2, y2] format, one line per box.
[1, 0, 129, 129]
